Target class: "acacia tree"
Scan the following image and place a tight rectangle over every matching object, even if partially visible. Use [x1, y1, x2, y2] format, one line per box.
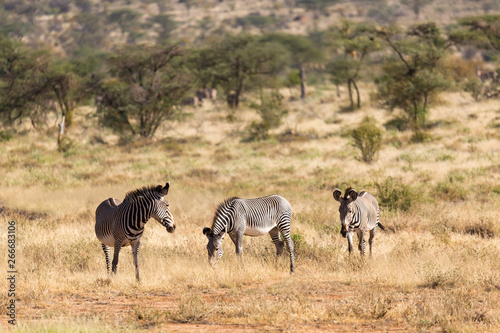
[449, 15, 500, 98]
[46, 64, 81, 145]
[260, 33, 324, 99]
[327, 21, 379, 110]
[107, 9, 143, 39]
[194, 34, 289, 109]
[151, 14, 177, 44]
[95, 44, 192, 138]
[375, 23, 452, 135]
[0, 37, 82, 145]
[0, 37, 46, 126]
[455, 15, 500, 53]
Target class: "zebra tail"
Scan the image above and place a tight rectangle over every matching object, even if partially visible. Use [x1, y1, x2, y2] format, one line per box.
[378, 222, 385, 231]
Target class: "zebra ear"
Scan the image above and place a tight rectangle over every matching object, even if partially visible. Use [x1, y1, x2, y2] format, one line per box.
[159, 182, 170, 196]
[203, 227, 211, 236]
[333, 189, 342, 202]
[348, 189, 358, 202]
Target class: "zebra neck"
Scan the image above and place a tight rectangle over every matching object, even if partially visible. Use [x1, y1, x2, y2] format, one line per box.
[212, 204, 236, 235]
[124, 199, 154, 227]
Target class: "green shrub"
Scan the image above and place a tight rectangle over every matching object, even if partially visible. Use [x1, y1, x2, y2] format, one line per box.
[384, 116, 408, 131]
[373, 177, 416, 212]
[434, 181, 467, 201]
[410, 130, 433, 143]
[245, 92, 288, 142]
[57, 136, 75, 154]
[291, 233, 304, 254]
[493, 185, 500, 195]
[0, 130, 13, 142]
[350, 117, 383, 164]
[464, 77, 484, 101]
[488, 117, 500, 129]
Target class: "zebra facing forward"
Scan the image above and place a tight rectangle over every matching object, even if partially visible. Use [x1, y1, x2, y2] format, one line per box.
[203, 195, 295, 273]
[95, 182, 176, 281]
[333, 187, 385, 256]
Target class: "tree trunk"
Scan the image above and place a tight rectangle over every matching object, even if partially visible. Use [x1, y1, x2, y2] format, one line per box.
[299, 64, 307, 99]
[351, 78, 361, 108]
[347, 79, 354, 110]
[58, 115, 65, 146]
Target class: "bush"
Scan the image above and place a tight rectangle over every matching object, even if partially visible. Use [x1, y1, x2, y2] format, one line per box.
[291, 233, 304, 254]
[0, 130, 13, 142]
[410, 130, 433, 143]
[384, 116, 409, 131]
[373, 177, 416, 212]
[434, 181, 467, 202]
[350, 117, 383, 164]
[464, 77, 484, 100]
[245, 92, 288, 142]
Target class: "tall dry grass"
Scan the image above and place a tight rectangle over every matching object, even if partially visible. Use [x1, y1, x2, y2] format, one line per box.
[0, 89, 499, 332]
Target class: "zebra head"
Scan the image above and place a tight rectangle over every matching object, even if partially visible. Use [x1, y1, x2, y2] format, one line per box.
[333, 188, 358, 238]
[203, 227, 224, 267]
[152, 182, 176, 233]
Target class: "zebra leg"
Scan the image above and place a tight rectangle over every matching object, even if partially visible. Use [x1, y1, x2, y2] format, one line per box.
[230, 233, 244, 266]
[369, 226, 376, 257]
[101, 243, 111, 274]
[346, 231, 354, 254]
[278, 226, 295, 273]
[357, 230, 366, 256]
[131, 241, 141, 282]
[269, 227, 284, 268]
[111, 240, 122, 275]
[281, 233, 295, 274]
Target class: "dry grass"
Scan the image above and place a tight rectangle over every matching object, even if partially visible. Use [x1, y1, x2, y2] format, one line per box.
[0, 88, 500, 332]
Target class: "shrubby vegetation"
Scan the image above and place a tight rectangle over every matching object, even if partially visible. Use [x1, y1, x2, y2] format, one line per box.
[1, 3, 499, 332]
[350, 117, 382, 163]
[0, 2, 498, 147]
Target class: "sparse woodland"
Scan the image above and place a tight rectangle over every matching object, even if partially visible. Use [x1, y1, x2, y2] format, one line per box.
[0, 0, 500, 332]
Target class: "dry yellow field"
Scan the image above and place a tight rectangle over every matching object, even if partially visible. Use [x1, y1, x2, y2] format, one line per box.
[1, 88, 500, 332]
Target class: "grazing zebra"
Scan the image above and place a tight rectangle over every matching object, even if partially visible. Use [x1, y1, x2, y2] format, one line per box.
[95, 182, 176, 281]
[333, 187, 385, 256]
[203, 195, 295, 273]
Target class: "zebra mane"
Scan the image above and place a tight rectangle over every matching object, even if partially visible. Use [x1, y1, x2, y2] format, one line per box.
[124, 185, 160, 202]
[211, 197, 239, 229]
[344, 187, 354, 199]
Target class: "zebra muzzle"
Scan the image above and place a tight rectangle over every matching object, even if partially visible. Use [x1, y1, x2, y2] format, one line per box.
[340, 225, 347, 238]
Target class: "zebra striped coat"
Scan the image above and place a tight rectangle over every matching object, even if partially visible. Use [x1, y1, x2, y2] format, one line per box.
[203, 195, 295, 273]
[95, 182, 176, 281]
[333, 187, 385, 256]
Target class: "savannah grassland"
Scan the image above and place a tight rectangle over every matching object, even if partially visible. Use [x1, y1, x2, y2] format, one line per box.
[0, 85, 500, 332]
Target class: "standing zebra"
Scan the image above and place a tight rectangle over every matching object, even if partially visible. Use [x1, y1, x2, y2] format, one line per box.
[333, 187, 385, 256]
[95, 182, 176, 281]
[203, 195, 295, 273]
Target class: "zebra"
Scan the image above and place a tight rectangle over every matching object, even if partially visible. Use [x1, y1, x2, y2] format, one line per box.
[333, 187, 385, 256]
[95, 182, 176, 281]
[202, 195, 295, 274]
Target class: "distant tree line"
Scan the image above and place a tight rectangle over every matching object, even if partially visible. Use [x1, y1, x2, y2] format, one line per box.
[0, 14, 499, 145]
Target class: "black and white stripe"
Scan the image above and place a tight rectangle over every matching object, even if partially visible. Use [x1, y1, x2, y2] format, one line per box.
[333, 187, 385, 256]
[203, 195, 295, 273]
[95, 182, 175, 281]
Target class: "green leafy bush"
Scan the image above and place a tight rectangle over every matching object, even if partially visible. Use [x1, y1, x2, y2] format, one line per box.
[350, 117, 383, 164]
[245, 92, 288, 141]
[374, 177, 416, 212]
[0, 130, 13, 142]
